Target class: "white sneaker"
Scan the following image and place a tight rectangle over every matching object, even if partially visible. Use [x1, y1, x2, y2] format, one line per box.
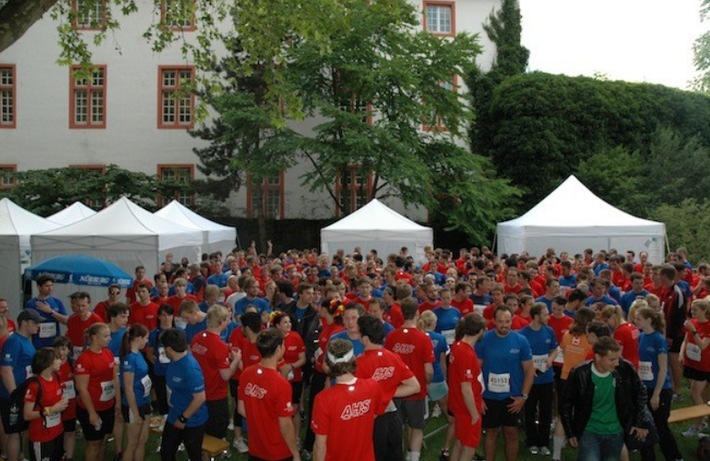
[228, 419, 234, 431]
[682, 425, 705, 437]
[529, 446, 539, 455]
[233, 438, 249, 453]
[540, 447, 551, 456]
[431, 404, 442, 418]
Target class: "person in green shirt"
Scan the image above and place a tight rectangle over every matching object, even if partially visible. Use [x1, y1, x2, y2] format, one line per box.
[561, 336, 650, 461]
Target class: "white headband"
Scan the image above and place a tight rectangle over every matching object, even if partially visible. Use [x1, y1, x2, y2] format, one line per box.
[327, 349, 354, 364]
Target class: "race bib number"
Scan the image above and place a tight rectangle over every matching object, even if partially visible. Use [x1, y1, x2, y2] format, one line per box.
[39, 322, 57, 339]
[442, 329, 456, 346]
[553, 346, 564, 365]
[100, 380, 116, 401]
[141, 375, 152, 397]
[487, 372, 510, 394]
[532, 354, 549, 373]
[687, 343, 702, 362]
[45, 412, 61, 428]
[638, 361, 653, 381]
[63, 380, 76, 399]
[158, 347, 170, 364]
[25, 365, 33, 379]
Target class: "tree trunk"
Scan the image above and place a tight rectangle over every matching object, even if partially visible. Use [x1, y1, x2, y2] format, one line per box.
[0, 0, 59, 54]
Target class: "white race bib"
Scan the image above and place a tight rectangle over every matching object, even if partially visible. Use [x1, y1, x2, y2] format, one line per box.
[532, 354, 549, 373]
[72, 346, 83, 359]
[487, 372, 511, 394]
[687, 343, 702, 362]
[473, 304, 486, 316]
[158, 347, 170, 364]
[25, 365, 33, 379]
[174, 318, 187, 330]
[141, 375, 152, 397]
[63, 380, 76, 399]
[638, 361, 654, 381]
[39, 322, 57, 339]
[100, 380, 115, 401]
[45, 411, 61, 428]
[553, 346, 564, 365]
[442, 329, 456, 346]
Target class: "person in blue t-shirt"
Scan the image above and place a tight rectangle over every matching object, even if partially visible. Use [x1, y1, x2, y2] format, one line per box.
[0, 309, 41, 461]
[584, 279, 617, 307]
[518, 304, 558, 456]
[120, 323, 152, 461]
[329, 303, 364, 357]
[475, 305, 534, 461]
[620, 273, 649, 315]
[433, 288, 461, 346]
[107, 303, 129, 358]
[160, 328, 208, 461]
[178, 300, 207, 344]
[635, 306, 682, 461]
[146, 304, 174, 419]
[233, 277, 270, 319]
[25, 275, 68, 349]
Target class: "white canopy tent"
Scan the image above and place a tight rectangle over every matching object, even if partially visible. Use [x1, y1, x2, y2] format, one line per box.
[47, 202, 97, 226]
[0, 198, 62, 317]
[154, 200, 237, 256]
[31, 197, 204, 284]
[496, 176, 666, 263]
[321, 199, 433, 261]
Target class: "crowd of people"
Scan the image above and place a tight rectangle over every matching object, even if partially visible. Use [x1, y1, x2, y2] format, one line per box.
[0, 243, 706, 461]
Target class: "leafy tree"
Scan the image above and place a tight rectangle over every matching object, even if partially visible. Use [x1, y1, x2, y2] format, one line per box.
[193, 0, 520, 242]
[694, 0, 710, 92]
[0, 165, 159, 215]
[650, 199, 710, 263]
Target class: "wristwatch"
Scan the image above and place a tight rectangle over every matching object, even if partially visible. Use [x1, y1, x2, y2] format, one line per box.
[178, 414, 188, 423]
[521, 394, 528, 401]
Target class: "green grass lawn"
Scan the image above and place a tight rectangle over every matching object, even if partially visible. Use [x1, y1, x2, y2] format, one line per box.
[63, 391, 704, 461]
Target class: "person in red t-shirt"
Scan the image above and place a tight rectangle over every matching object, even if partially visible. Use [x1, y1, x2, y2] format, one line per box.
[601, 305, 640, 369]
[356, 315, 420, 461]
[126, 266, 152, 305]
[238, 329, 300, 461]
[271, 311, 306, 439]
[129, 284, 159, 331]
[448, 314, 486, 461]
[75, 323, 120, 461]
[66, 292, 102, 359]
[94, 285, 122, 323]
[190, 305, 240, 441]
[228, 309, 262, 454]
[681, 298, 710, 429]
[53, 336, 77, 461]
[503, 268, 522, 295]
[384, 297, 433, 461]
[418, 284, 442, 315]
[451, 281, 474, 316]
[24, 348, 68, 461]
[166, 278, 199, 313]
[0, 297, 16, 352]
[312, 339, 387, 461]
[482, 285, 505, 321]
[350, 277, 375, 313]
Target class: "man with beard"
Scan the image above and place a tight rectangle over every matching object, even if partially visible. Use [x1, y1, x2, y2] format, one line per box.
[475, 306, 535, 461]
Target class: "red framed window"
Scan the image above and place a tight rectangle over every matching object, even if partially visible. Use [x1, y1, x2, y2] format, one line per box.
[423, 2, 455, 37]
[0, 164, 17, 189]
[157, 164, 194, 206]
[338, 94, 373, 125]
[158, 66, 195, 129]
[70, 65, 107, 129]
[335, 166, 373, 216]
[246, 172, 285, 219]
[161, 0, 196, 31]
[423, 75, 457, 132]
[72, 0, 108, 30]
[0, 65, 16, 128]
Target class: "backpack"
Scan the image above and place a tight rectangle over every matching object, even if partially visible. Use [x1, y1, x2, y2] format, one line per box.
[6, 376, 41, 432]
[6, 372, 60, 433]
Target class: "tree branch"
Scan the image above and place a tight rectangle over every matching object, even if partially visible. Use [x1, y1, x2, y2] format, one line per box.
[0, 0, 59, 54]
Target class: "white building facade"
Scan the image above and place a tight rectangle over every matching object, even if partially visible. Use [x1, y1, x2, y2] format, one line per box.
[0, 0, 499, 220]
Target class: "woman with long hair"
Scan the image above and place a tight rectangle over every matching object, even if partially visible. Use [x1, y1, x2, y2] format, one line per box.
[119, 324, 151, 461]
[680, 298, 710, 437]
[600, 304, 639, 369]
[635, 306, 682, 460]
[270, 311, 306, 439]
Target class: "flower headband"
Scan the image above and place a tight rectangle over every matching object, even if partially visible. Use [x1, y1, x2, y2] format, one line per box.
[269, 310, 285, 326]
[329, 299, 345, 317]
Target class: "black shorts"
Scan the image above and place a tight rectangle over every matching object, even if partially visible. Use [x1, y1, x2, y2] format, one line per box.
[683, 365, 710, 382]
[394, 398, 426, 429]
[0, 397, 28, 434]
[556, 378, 567, 415]
[292, 382, 304, 404]
[122, 403, 152, 424]
[63, 419, 77, 432]
[205, 398, 230, 439]
[29, 434, 63, 461]
[482, 398, 521, 429]
[668, 337, 683, 353]
[76, 406, 115, 441]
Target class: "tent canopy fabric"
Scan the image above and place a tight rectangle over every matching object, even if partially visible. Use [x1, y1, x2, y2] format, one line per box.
[25, 254, 133, 288]
[321, 199, 432, 261]
[0, 198, 62, 319]
[31, 197, 203, 279]
[154, 200, 236, 255]
[47, 202, 97, 226]
[496, 176, 666, 263]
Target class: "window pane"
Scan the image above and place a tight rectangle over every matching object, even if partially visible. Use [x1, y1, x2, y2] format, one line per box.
[427, 5, 451, 33]
[0, 69, 12, 85]
[74, 90, 88, 123]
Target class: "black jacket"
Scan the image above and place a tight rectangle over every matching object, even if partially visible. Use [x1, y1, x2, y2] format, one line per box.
[285, 302, 319, 342]
[561, 359, 648, 439]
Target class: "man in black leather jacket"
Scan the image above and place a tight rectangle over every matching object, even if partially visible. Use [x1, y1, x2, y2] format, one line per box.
[560, 337, 650, 461]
